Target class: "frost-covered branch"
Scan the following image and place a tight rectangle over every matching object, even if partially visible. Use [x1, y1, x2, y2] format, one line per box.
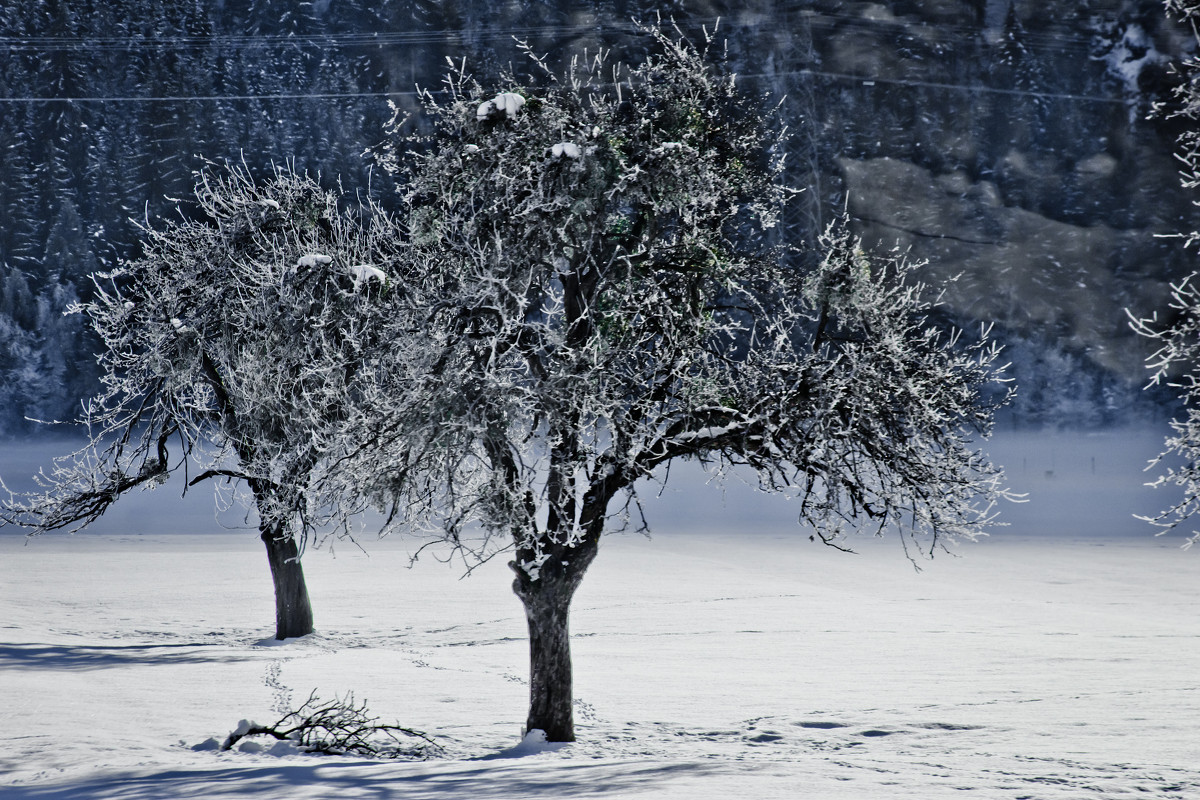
[0, 419, 181, 533]
[1129, 0, 1200, 547]
[1129, 272, 1200, 547]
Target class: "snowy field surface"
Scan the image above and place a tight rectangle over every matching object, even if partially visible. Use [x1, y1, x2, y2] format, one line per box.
[2, 428, 1198, 799]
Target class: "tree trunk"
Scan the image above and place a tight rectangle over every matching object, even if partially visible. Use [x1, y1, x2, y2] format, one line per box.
[511, 533, 600, 743]
[261, 525, 314, 640]
[519, 577, 577, 741]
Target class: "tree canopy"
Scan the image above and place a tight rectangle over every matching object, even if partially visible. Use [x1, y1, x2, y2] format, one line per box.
[2, 164, 398, 637]
[290, 25, 1013, 740]
[1129, 0, 1200, 548]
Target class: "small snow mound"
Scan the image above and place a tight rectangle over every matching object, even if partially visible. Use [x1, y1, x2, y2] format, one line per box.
[297, 254, 333, 269]
[481, 728, 569, 760]
[191, 737, 221, 751]
[237, 740, 265, 754]
[252, 636, 291, 647]
[252, 631, 321, 648]
[267, 739, 303, 757]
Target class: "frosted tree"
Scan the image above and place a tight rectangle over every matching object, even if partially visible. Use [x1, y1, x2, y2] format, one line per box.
[1162, 0, 1200, 240]
[1129, 0, 1200, 547]
[309, 24, 1012, 742]
[1, 164, 397, 639]
[1130, 275, 1200, 546]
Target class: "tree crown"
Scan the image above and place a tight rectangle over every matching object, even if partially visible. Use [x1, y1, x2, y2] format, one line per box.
[3, 164, 394, 541]
[310, 25, 1012, 574]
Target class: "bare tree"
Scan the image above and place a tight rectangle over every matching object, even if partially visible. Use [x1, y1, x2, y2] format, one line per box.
[2, 164, 397, 639]
[1128, 0, 1200, 547]
[1161, 0, 1200, 256]
[1130, 275, 1200, 547]
[303, 24, 1012, 742]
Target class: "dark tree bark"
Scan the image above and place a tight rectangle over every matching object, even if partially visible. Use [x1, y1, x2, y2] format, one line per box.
[518, 576, 577, 741]
[512, 527, 601, 742]
[261, 524, 314, 640]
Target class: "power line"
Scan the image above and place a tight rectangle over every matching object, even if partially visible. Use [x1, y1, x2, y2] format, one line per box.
[0, 90, 417, 103]
[0, 25, 620, 53]
[778, 68, 1136, 106]
[0, 67, 1137, 107]
[0, 8, 1152, 108]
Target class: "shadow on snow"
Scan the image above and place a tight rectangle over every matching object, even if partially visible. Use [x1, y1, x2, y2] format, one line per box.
[3, 760, 717, 799]
[0, 642, 254, 671]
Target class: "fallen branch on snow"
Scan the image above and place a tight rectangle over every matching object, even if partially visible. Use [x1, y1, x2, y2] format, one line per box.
[220, 690, 441, 759]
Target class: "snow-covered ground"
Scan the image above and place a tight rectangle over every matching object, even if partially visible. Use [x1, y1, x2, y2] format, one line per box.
[1, 427, 1198, 799]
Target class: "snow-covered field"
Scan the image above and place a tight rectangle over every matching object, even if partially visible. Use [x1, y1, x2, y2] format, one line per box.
[2, 427, 1198, 799]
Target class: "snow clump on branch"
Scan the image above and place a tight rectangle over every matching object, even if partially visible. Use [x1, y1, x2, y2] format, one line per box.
[297, 253, 333, 269]
[348, 264, 388, 290]
[551, 142, 582, 159]
[477, 91, 526, 120]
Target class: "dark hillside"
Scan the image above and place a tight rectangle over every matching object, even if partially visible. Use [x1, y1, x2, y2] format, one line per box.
[0, 0, 1193, 432]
